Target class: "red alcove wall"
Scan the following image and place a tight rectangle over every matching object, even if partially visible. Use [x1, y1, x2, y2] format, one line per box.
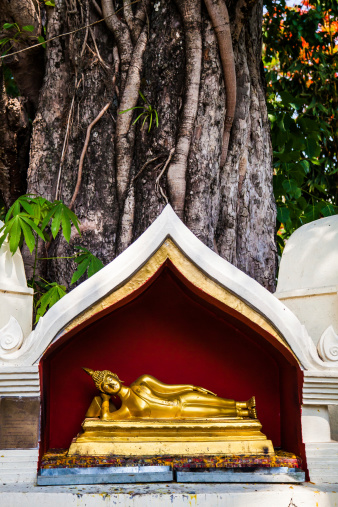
[41, 263, 303, 465]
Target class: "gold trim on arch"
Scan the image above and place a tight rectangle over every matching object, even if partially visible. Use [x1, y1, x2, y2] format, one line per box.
[64, 239, 296, 360]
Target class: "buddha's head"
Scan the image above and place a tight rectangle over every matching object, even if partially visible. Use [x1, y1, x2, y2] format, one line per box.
[83, 368, 123, 394]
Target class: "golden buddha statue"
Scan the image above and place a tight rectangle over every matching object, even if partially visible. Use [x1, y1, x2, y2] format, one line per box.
[82, 368, 257, 420]
[68, 368, 275, 457]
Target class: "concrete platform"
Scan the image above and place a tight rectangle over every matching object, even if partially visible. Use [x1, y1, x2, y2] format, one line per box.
[1, 482, 338, 506]
[175, 466, 305, 483]
[37, 465, 173, 485]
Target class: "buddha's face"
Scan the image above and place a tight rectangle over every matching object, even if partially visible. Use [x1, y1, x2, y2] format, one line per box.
[101, 375, 121, 394]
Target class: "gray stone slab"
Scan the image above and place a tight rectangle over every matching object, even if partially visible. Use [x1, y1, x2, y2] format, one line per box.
[175, 467, 305, 483]
[37, 465, 173, 485]
[0, 397, 40, 449]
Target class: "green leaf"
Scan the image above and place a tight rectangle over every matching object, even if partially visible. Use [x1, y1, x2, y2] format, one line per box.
[138, 90, 147, 103]
[148, 112, 153, 132]
[44, 0, 55, 5]
[51, 207, 63, 238]
[19, 198, 35, 216]
[305, 133, 321, 159]
[299, 118, 320, 133]
[35, 283, 67, 323]
[37, 35, 46, 48]
[277, 207, 290, 224]
[21, 216, 45, 241]
[87, 256, 104, 278]
[71, 257, 90, 284]
[40, 206, 56, 231]
[297, 196, 308, 211]
[299, 160, 310, 174]
[119, 107, 144, 114]
[20, 220, 36, 253]
[3, 23, 15, 30]
[22, 25, 35, 32]
[8, 217, 21, 253]
[71, 246, 104, 284]
[61, 213, 71, 243]
[40, 201, 81, 241]
[6, 200, 20, 220]
[282, 179, 301, 199]
[154, 109, 159, 127]
[290, 136, 305, 151]
[320, 204, 336, 217]
[63, 206, 81, 236]
[133, 111, 146, 125]
[303, 204, 321, 222]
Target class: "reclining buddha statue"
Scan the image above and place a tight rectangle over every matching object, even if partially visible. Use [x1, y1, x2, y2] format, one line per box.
[82, 368, 257, 420]
[68, 368, 274, 457]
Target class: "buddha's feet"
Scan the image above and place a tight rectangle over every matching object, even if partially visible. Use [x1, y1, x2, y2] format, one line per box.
[236, 396, 257, 418]
[248, 396, 257, 418]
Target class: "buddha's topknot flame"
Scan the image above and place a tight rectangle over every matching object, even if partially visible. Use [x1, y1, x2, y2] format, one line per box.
[83, 367, 122, 392]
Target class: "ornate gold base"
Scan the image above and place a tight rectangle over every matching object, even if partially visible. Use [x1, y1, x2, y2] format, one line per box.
[68, 418, 275, 457]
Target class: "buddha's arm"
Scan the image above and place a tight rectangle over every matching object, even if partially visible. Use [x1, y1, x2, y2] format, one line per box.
[135, 375, 196, 396]
[132, 385, 177, 406]
[100, 394, 129, 420]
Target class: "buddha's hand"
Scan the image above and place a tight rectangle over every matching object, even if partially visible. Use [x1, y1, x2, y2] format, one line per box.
[194, 386, 217, 396]
[100, 393, 110, 419]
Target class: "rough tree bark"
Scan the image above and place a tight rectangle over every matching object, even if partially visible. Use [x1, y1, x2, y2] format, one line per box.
[0, 0, 276, 291]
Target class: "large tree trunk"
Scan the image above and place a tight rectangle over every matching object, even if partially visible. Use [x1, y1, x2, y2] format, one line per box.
[1, 0, 276, 291]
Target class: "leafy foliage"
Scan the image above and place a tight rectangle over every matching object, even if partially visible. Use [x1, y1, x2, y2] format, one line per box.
[119, 90, 159, 132]
[0, 195, 80, 253]
[1, 21, 46, 55]
[263, 0, 338, 254]
[41, 201, 81, 242]
[71, 246, 104, 285]
[0, 195, 103, 321]
[35, 281, 67, 323]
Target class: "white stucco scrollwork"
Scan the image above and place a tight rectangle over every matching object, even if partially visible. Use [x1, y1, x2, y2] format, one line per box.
[0, 316, 24, 356]
[317, 326, 338, 362]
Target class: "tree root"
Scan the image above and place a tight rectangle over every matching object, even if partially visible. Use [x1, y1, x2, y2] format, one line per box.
[155, 148, 175, 203]
[133, 0, 151, 40]
[133, 155, 164, 182]
[101, 0, 134, 89]
[116, 27, 148, 207]
[203, 0, 236, 167]
[69, 102, 111, 210]
[91, 0, 103, 17]
[166, 0, 202, 219]
[88, 26, 111, 70]
[55, 75, 83, 200]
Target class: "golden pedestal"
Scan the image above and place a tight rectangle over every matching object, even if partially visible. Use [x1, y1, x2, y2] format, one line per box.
[68, 418, 275, 456]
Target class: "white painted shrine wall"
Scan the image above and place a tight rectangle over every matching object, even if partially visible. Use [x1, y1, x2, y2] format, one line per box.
[0, 221, 33, 343]
[276, 215, 338, 350]
[275, 215, 338, 484]
[1, 207, 338, 490]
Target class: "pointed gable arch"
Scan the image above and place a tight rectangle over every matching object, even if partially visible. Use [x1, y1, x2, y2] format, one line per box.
[4, 205, 325, 371]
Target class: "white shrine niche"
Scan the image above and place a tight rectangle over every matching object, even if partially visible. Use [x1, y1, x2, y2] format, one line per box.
[275, 214, 338, 483]
[0, 206, 338, 505]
